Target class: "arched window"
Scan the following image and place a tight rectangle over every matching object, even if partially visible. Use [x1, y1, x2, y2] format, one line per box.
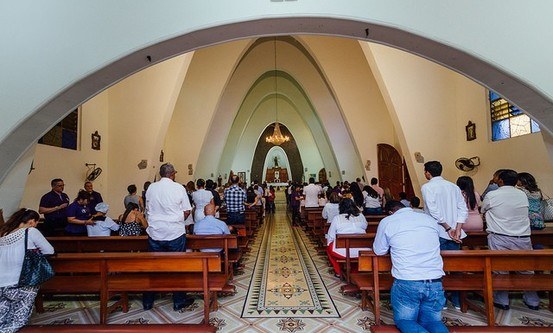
[38, 108, 79, 150]
[490, 91, 540, 141]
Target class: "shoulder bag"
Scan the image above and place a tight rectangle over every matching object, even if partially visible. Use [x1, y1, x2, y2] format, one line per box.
[18, 228, 55, 287]
[541, 194, 553, 222]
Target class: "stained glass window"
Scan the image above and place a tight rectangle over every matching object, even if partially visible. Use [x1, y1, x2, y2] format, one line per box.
[490, 91, 540, 141]
[38, 108, 79, 150]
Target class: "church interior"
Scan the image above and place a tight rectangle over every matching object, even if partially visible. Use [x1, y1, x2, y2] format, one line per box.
[2, 2, 553, 332]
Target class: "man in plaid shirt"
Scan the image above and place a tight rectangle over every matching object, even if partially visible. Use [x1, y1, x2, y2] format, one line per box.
[224, 175, 247, 225]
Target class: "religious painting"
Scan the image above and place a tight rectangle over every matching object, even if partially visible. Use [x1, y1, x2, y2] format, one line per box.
[465, 121, 476, 141]
[238, 172, 246, 184]
[91, 131, 101, 150]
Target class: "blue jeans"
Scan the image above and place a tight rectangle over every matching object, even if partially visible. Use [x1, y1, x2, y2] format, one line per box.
[143, 235, 187, 307]
[391, 279, 448, 333]
[439, 237, 460, 307]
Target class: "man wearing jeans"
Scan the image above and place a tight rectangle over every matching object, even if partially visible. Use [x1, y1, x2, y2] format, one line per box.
[224, 175, 247, 225]
[143, 163, 193, 311]
[421, 160, 467, 309]
[374, 201, 448, 333]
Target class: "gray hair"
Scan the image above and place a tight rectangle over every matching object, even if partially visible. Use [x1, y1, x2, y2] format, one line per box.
[160, 163, 176, 177]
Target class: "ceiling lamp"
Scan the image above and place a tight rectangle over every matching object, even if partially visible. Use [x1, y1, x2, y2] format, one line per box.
[266, 37, 290, 146]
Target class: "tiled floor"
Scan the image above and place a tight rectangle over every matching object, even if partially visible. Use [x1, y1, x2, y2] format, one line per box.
[29, 195, 553, 331]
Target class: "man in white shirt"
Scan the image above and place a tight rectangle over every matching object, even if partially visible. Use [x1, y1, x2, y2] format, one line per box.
[303, 177, 322, 208]
[143, 163, 193, 311]
[421, 160, 467, 309]
[481, 169, 540, 311]
[374, 200, 448, 333]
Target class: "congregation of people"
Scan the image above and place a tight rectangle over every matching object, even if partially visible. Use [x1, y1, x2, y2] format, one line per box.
[283, 163, 550, 332]
[1, 160, 551, 332]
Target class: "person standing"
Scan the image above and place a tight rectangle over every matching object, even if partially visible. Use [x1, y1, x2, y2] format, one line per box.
[84, 181, 103, 214]
[65, 190, 95, 235]
[224, 175, 247, 226]
[192, 178, 214, 223]
[373, 201, 448, 333]
[0, 209, 54, 333]
[303, 177, 322, 208]
[481, 169, 540, 310]
[38, 178, 70, 236]
[517, 172, 545, 230]
[421, 161, 467, 309]
[143, 163, 193, 311]
[456, 176, 483, 232]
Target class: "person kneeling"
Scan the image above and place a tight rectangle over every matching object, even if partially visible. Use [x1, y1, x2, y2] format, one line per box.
[373, 201, 448, 333]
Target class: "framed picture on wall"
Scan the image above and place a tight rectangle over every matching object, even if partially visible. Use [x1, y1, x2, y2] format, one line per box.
[91, 131, 101, 150]
[466, 121, 476, 141]
[238, 172, 246, 184]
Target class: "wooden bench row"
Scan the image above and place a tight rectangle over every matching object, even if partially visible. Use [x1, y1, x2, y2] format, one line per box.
[351, 250, 553, 327]
[22, 324, 216, 332]
[38, 252, 233, 324]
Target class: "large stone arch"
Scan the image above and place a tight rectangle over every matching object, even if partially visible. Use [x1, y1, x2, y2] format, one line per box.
[3, 15, 553, 185]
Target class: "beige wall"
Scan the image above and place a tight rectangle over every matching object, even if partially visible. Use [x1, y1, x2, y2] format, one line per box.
[16, 36, 553, 219]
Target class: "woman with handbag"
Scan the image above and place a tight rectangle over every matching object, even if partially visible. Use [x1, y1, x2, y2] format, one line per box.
[0, 209, 54, 333]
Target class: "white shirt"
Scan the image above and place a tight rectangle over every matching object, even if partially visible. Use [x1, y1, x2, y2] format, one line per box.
[303, 183, 322, 208]
[373, 207, 444, 280]
[322, 202, 339, 223]
[481, 185, 531, 236]
[86, 217, 120, 237]
[0, 227, 54, 287]
[363, 192, 381, 208]
[421, 176, 468, 240]
[327, 213, 369, 257]
[192, 188, 213, 222]
[146, 177, 192, 241]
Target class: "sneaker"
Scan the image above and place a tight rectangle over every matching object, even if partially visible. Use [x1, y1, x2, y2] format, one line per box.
[493, 302, 510, 310]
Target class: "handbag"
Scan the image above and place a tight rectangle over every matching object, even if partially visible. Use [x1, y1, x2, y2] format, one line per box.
[541, 194, 553, 222]
[18, 228, 55, 287]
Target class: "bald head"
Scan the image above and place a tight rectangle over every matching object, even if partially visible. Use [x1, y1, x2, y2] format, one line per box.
[204, 203, 216, 217]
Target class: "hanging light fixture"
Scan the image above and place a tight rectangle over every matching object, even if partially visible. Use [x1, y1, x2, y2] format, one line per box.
[266, 37, 290, 146]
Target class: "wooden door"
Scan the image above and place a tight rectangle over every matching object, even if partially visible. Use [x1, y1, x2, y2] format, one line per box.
[318, 168, 327, 183]
[377, 144, 414, 199]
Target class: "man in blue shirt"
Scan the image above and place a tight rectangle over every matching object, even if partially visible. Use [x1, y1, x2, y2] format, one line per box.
[374, 201, 448, 333]
[224, 175, 247, 225]
[194, 203, 231, 252]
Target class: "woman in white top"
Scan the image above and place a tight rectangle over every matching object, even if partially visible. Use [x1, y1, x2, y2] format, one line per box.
[322, 192, 340, 224]
[326, 199, 369, 278]
[192, 179, 214, 223]
[0, 209, 54, 333]
[362, 185, 383, 215]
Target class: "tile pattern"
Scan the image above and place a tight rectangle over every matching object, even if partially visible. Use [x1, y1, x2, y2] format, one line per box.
[28, 192, 553, 332]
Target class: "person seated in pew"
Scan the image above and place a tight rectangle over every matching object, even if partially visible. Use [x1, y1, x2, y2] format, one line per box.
[318, 193, 327, 207]
[322, 192, 340, 224]
[373, 200, 448, 333]
[362, 185, 383, 215]
[410, 196, 424, 213]
[193, 203, 231, 252]
[326, 198, 369, 278]
[87, 203, 119, 237]
[118, 202, 147, 236]
[398, 192, 410, 207]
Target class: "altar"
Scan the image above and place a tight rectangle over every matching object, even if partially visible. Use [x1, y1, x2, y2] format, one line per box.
[265, 167, 288, 183]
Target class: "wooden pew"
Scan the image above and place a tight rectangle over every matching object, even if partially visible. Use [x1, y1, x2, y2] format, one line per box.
[364, 214, 386, 223]
[351, 250, 553, 327]
[186, 234, 240, 279]
[463, 227, 553, 249]
[334, 233, 374, 291]
[21, 324, 216, 332]
[46, 236, 149, 253]
[40, 252, 230, 324]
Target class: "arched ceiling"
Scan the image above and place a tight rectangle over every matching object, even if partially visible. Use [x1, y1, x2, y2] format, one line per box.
[195, 37, 365, 182]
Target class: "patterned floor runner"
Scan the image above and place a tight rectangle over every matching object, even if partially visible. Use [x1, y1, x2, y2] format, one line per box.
[242, 206, 339, 318]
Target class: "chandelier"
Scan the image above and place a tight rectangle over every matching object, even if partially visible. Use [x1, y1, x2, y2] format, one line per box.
[266, 37, 290, 146]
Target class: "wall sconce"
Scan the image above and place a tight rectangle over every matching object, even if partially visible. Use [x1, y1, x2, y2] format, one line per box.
[328, 171, 332, 178]
[137, 160, 148, 170]
[414, 152, 425, 163]
[342, 170, 345, 175]
[365, 160, 371, 171]
[188, 164, 193, 175]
